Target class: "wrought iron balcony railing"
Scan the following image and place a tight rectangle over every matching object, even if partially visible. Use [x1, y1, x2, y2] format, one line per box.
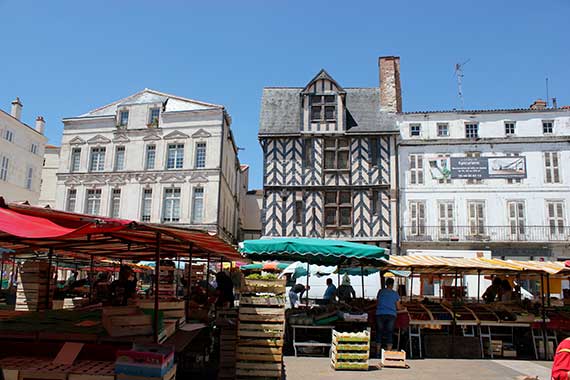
[401, 225, 570, 243]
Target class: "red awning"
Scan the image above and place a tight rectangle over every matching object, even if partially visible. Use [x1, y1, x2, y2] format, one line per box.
[0, 200, 241, 262]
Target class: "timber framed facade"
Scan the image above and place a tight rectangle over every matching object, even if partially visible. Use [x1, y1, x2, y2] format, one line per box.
[259, 59, 402, 251]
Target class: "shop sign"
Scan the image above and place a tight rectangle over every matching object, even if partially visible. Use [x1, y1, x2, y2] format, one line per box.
[449, 156, 527, 179]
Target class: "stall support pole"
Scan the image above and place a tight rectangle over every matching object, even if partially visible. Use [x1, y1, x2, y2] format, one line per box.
[477, 270, 481, 303]
[88, 255, 94, 303]
[10, 259, 16, 288]
[153, 232, 161, 344]
[380, 271, 386, 289]
[410, 269, 414, 300]
[454, 271, 459, 301]
[46, 248, 54, 310]
[175, 253, 179, 297]
[360, 266, 365, 299]
[439, 275, 443, 301]
[306, 262, 310, 304]
[546, 273, 551, 307]
[0, 254, 4, 290]
[337, 266, 341, 288]
[185, 245, 193, 323]
[540, 273, 548, 359]
[206, 251, 211, 308]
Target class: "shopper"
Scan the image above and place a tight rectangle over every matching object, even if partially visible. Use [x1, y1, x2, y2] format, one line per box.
[215, 271, 235, 308]
[337, 274, 356, 303]
[109, 265, 137, 306]
[376, 277, 401, 354]
[552, 337, 570, 380]
[482, 277, 502, 303]
[289, 283, 308, 308]
[323, 278, 337, 303]
[500, 279, 513, 302]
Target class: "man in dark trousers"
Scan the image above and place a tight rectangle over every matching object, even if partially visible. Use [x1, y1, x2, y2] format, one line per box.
[375, 277, 401, 355]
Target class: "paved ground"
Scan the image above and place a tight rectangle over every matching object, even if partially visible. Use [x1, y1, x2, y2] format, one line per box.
[283, 357, 553, 380]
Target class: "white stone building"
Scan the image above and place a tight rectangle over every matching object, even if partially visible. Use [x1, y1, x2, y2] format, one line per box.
[55, 89, 243, 243]
[38, 145, 61, 207]
[398, 101, 570, 261]
[0, 98, 47, 204]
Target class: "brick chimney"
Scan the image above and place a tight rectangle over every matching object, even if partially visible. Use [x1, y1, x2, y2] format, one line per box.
[35, 116, 45, 135]
[530, 99, 547, 110]
[10, 97, 22, 120]
[379, 56, 402, 113]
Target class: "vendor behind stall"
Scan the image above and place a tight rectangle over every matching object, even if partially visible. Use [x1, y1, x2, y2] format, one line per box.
[337, 274, 356, 303]
[289, 284, 308, 308]
[482, 277, 502, 303]
[323, 278, 337, 303]
[215, 271, 235, 308]
[109, 265, 137, 306]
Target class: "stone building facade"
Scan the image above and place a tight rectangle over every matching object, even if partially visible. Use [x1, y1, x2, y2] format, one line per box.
[55, 89, 243, 243]
[258, 57, 401, 250]
[0, 98, 47, 204]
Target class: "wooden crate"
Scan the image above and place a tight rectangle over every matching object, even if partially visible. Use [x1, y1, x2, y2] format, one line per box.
[116, 364, 176, 380]
[381, 350, 407, 368]
[330, 330, 370, 371]
[102, 307, 153, 337]
[241, 278, 286, 295]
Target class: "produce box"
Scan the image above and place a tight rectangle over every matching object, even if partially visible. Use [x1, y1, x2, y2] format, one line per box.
[115, 344, 174, 377]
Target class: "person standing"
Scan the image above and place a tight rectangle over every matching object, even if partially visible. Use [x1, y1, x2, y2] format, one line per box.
[552, 337, 570, 380]
[323, 278, 337, 303]
[375, 277, 401, 353]
[337, 274, 356, 303]
[289, 284, 307, 308]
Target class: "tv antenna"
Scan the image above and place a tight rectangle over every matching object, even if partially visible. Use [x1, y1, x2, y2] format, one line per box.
[455, 59, 470, 110]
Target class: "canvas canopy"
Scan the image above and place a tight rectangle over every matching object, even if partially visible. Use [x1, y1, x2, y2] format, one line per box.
[240, 238, 388, 266]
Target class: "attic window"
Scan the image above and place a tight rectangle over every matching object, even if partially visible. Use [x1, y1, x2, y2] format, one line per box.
[310, 95, 336, 122]
[119, 110, 129, 126]
[149, 108, 160, 125]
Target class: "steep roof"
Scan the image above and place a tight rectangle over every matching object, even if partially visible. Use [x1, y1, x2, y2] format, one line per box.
[79, 88, 223, 117]
[259, 87, 398, 135]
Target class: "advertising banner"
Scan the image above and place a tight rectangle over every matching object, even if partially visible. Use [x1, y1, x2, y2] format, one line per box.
[449, 156, 526, 179]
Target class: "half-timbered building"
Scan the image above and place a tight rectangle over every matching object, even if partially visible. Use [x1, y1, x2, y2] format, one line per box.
[258, 57, 402, 251]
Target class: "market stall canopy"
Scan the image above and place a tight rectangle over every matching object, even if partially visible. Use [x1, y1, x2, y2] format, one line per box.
[0, 200, 241, 261]
[278, 261, 336, 279]
[240, 238, 388, 265]
[240, 262, 290, 271]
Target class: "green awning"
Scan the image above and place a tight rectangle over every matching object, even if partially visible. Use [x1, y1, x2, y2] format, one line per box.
[240, 238, 388, 266]
[240, 262, 290, 271]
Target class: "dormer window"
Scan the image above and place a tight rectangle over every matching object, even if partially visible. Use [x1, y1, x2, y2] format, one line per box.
[149, 107, 160, 125]
[310, 95, 336, 122]
[119, 110, 129, 126]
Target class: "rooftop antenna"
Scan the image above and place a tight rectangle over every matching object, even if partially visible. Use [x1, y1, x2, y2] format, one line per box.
[545, 77, 549, 108]
[454, 59, 470, 110]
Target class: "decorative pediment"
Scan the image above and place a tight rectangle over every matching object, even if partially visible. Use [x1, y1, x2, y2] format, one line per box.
[68, 136, 86, 145]
[189, 174, 209, 183]
[107, 175, 129, 186]
[63, 176, 82, 186]
[160, 172, 186, 184]
[82, 176, 107, 186]
[163, 130, 189, 140]
[113, 133, 131, 143]
[143, 132, 162, 141]
[191, 129, 212, 138]
[136, 173, 158, 183]
[87, 135, 112, 145]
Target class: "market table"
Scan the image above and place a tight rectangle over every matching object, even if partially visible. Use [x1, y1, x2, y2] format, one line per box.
[291, 325, 335, 357]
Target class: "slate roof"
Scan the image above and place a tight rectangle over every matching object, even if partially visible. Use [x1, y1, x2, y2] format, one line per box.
[259, 87, 398, 135]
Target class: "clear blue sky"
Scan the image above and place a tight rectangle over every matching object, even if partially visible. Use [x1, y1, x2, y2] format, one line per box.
[1, 0, 568, 189]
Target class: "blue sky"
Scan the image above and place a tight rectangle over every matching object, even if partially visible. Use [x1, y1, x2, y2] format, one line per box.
[1, 0, 568, 189]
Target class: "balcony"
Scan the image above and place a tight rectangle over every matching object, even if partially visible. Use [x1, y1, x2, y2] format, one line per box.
[401, 225, 570, 243]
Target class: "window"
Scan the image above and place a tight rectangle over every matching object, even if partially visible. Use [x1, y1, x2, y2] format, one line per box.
[410, 124, 421, 137]
[544, 152, 560, 183]
[30, 144, 38, 154]
[148, 108, 160, 125]
[324, 138, 349, 170]
[294, 200, 303, 224]
[167, 144, 184, 169]
[369, 137, 381, 167]
[543, 120, 554, 134]
[195, 142, 206, 169]
[324, 191, 352, 227]
[467, 201, 486, 235]
[506, 153, 522, 184]
[438, 201, 454, 236]
[110, 189, 121, 218]
[505, 122, 516, 136]
[119, 110, 129, 126]
[302, 139, 313, 167]
[162, 188, 181, 222]
[547, 201, 565, 237]
[466, 152, 482, 184]
[191, 187, 204, 223]
[85, 189, 102, 215]
[409, 201, 426, 236]
[409, 154, 424, 185]
[465, 123, 479, 138]
[0, 157, 8, 181]
[3, 129, 14, 142]
[507, 201, 525, 237]
[437, 123, 449, 137]
[70, 148, 81, 172]
[141, 189, 152, 222]
[66, 189, 77, 212]
[114, 146, 125, 171]
[89, 147, 106, 172]
[310, 95, 336, 122]
[25, 167, 33, 190]
[371, 191, 380, 216]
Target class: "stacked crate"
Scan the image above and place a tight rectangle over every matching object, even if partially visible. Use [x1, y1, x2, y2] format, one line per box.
[217, 308, 238, 380]
[158, 262, 176, 300]
[330, 330, 370, 371]
[15, 261, 54, 311]
[236, 278, 286, 380]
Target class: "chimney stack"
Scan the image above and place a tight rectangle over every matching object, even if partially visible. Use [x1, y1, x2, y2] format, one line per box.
[530, 99, 547, 110]
[379, 56, 402, 113]
[35, 116, 45, 135]
[10, 97, 23, 120]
